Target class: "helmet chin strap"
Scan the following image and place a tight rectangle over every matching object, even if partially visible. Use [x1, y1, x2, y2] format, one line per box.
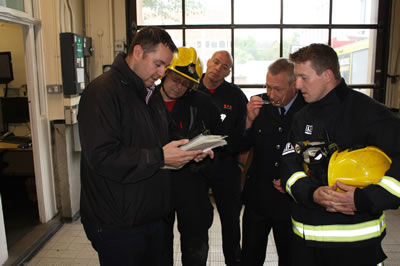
[161, 84, 179, 101]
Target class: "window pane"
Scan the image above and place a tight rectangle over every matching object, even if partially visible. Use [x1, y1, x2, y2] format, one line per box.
[0, 0, 24, 11]
[186, 29, 231, 68]
[332, 29, 376, 85]
[234, 0, 280, 24]
[332, 0, 379, 24]
[283, 0, 330, 24]
[283, 29, 329, 58]
[234, 29, 280, 84]
[136, 0, 182, 25]
[185, 0, 231, 25]
[242, 88, 266, 100]
[166, 29, 183, 47]
[354, 88, 373, 97]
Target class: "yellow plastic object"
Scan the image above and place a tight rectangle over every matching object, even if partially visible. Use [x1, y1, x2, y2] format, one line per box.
[167, 47, 203, 84]
[328, 146, 392, 188]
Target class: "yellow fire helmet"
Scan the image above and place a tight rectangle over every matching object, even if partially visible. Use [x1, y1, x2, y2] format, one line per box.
[328, 146, 392, 189]
[167, 47, 203, 84]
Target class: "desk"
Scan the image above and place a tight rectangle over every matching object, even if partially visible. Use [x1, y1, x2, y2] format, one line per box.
[0, 142, 34, 176]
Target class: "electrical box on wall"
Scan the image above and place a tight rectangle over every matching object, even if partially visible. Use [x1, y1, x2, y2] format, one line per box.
[60, 33, 92, 95]
[64, 106, 78, 125]
[64, 96, 80, 125]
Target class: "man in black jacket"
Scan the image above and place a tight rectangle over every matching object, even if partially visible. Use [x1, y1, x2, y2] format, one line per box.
[78, 27, 207, 266]
[240, 58, 305, 266]
[159, 47, 223, 266]
[281, 43, 400, 266]
[198, 51, 248, 266]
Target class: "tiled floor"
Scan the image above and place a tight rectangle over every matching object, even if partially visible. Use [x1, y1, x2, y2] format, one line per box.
[24, 222, 98, 266]
[23, 207, 400, 266]
[24, 204, 278, 266]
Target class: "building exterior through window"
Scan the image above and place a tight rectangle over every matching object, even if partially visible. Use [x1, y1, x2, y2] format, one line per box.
[128, 0, 389, 101]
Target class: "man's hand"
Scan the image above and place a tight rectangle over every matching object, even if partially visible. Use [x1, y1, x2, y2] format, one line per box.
[329, 181, 357, 215]
[246, 96, 264, 129]
[313, 181, 357, 215]
[194, 149, 214, 163]
[163, 139, 203, 169]
[273, 179, 286, 194]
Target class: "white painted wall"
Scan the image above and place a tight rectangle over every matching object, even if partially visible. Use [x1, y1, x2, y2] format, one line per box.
[40, 0, 126, 220]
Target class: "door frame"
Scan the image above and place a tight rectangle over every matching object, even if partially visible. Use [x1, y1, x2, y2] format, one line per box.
[0, 5, 57, 226]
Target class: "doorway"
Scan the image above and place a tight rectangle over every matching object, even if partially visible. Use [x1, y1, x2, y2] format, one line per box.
[0, 6, 59, 262]
[0, 21, 39, 250]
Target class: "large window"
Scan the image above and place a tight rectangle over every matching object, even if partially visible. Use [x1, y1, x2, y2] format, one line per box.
[127, 0, 390, 101]
[0, 0, 26, 12]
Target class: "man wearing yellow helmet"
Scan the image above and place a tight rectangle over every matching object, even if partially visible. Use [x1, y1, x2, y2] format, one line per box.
[158, 47, 223, 266]
[280, 43, 400, 266]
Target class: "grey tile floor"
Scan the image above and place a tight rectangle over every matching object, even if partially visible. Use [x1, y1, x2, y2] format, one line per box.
[23, 207, 400, 266]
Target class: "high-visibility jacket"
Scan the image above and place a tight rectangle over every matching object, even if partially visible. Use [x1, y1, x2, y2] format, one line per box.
[281, 79, 400, 248]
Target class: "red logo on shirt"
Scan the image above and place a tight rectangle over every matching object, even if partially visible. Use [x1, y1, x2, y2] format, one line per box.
[223, 104, 232, 110]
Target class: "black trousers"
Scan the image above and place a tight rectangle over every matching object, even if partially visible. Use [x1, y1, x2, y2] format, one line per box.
[163, 172, 214, 266]
[290, 233, 387, 266]
[241, 206, 292, 266]
[83, 220, 165, 266]
[208, 159, 242, 265]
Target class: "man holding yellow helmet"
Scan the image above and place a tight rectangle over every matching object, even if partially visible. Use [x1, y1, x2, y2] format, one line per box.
[281, 43, 400, 266]
[158, 47, 223, 266]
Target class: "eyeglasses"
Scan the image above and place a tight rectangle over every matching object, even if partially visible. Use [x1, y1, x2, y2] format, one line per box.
[262, 84, 286, 106]
[167, 71, 194, 89]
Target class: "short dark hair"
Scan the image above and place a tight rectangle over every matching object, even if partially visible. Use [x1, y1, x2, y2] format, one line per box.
[289, 43, 341, 80]
[268, 58, 295, 85]
[128, 26, 178, 55]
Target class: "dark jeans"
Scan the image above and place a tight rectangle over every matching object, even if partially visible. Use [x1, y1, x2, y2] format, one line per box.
[83, 220, 165, 266]
[208, 159, 242, 265]
[241, 206, 292, 266]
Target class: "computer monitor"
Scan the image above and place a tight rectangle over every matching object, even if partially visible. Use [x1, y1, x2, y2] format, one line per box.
[1, 97, 30, 124]
[0, 52, 14, 84]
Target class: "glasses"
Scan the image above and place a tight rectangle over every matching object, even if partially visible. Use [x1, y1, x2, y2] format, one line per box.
[167, 71, 194, 89]
[262, 98, 273, 105]
[262, 84, 286, 106]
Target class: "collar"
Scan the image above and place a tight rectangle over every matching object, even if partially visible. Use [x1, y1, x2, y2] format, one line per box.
[281, 92, 299, 113]
[111, 53, 148, 100]
[199, 74, 226, 93]
[311, 78, 349, 107]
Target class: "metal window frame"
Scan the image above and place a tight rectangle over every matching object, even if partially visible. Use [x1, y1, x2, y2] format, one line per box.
[126, 0, 392, 103]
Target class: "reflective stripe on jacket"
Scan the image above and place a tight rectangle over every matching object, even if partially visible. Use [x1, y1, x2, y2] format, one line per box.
[291, 213, 386, 243]
[286, 171, 307, 200]
[378, 176, 400, 198]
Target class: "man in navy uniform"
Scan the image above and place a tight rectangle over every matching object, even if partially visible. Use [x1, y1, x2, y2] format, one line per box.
[240, 58, 305, 266]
